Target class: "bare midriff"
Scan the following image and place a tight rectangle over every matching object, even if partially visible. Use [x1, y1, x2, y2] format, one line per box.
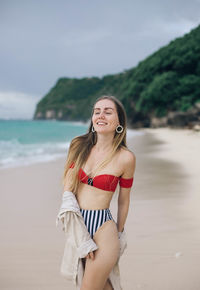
[76, 182, 115, 210]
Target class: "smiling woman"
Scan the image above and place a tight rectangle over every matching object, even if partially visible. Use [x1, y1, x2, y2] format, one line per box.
[59, 95, 136, 289]
[92, 102, 120, 134]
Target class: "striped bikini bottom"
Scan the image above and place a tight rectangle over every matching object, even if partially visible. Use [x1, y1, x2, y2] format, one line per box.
[80, 208, 115, 238]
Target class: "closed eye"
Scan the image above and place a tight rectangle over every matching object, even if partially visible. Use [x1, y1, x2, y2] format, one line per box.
[94, 112, 112, 115]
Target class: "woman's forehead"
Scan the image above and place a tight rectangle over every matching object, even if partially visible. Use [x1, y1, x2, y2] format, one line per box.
[94, 99, 116, 109]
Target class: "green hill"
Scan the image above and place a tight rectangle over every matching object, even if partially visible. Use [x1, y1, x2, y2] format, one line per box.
[34, 25, 200, 128]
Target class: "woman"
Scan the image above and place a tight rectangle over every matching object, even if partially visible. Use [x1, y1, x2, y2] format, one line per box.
[62, 95, 136, 290]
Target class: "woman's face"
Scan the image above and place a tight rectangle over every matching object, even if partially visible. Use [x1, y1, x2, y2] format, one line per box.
[92, 99, 120, 134]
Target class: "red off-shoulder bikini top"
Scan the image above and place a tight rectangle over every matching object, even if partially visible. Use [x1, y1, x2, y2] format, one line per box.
[69, 162, 134, 192]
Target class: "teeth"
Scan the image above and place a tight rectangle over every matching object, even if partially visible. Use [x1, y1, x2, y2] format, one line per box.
[97, 122, 106, 125]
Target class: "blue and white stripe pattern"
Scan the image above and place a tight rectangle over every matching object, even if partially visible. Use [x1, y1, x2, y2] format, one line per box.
[80, 208, 114, 238]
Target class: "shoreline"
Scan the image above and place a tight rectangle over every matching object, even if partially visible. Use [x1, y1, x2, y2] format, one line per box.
[0, 128, 200, 289]
[0, 127, 143, 172]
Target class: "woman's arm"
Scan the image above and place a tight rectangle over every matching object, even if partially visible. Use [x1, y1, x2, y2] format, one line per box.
[117, 151, 136, 232]
[63, 168, 74, 192]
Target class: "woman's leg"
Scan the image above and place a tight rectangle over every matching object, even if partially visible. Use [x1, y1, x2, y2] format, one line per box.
[80, 220, 119, 290]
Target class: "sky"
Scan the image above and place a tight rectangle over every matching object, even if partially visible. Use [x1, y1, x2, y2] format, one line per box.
[0, 0, 200, 119]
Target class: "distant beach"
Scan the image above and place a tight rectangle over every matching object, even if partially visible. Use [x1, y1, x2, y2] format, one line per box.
[0, 127, 200, 289]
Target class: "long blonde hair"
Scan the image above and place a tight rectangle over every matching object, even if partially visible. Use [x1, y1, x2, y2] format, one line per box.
[62, 95, 128, 193]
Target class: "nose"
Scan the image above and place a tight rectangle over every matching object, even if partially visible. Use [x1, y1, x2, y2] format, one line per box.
[98, 111, 105, 118]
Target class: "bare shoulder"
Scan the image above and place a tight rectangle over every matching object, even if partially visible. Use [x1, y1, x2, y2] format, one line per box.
[119, 147, 136, 164]
[118, 147, 136, 177]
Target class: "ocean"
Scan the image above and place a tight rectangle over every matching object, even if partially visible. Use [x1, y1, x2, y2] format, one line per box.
[0, 119, 143, 169]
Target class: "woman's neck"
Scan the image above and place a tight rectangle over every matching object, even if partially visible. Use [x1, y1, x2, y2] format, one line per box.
[93, 133, 114, 153]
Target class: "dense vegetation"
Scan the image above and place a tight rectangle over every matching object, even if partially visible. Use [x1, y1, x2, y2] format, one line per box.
[34, 25, 200, 126]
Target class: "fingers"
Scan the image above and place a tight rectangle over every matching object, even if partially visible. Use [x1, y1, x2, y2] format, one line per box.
[86, 251, 95, 260]
[89, 251, 94, 260]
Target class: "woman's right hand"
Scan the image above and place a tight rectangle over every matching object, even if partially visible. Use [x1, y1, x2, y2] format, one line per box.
[86, 251, 95, 260]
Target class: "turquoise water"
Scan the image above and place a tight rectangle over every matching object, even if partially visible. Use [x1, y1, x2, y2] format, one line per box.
[0, 119, 88, 168]
[0, 119, 143, 169]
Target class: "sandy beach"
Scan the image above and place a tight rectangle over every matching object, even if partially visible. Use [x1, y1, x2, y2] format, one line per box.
[0, 127, 200, 290]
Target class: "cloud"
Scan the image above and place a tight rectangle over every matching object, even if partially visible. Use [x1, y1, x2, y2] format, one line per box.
[0, 0, 199, 99]
[0, 91, 41, 120]
[157, 18, 198, 36]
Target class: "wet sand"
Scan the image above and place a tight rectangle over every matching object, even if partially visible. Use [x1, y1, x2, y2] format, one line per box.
[0, 128, 200, 290]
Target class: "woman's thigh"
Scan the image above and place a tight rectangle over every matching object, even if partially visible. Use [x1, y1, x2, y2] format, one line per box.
[81, 220, 120, 290]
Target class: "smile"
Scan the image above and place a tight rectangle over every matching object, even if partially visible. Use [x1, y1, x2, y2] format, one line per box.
[97, 122, 107, 125]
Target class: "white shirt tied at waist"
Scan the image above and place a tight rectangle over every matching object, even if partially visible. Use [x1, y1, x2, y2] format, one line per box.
[56, 190, 127, 290]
